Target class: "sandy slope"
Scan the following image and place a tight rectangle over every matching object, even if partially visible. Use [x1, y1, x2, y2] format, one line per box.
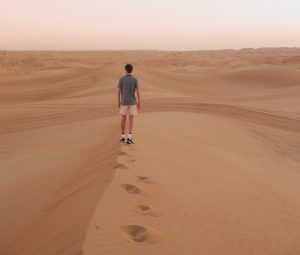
[0, 49, 300, 255]
[84, 112, 300, 255]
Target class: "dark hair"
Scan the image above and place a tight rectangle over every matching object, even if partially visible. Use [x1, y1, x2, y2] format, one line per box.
[125, 64, 133, 73]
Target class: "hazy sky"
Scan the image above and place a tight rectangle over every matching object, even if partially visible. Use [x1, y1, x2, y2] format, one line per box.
[1, 0, 300, 50]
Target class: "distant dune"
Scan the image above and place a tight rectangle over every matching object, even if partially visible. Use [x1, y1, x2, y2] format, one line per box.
[0, 48, 300, 255]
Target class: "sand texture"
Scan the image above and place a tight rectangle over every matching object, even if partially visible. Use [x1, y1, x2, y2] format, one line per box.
[0, 49, 300, 255]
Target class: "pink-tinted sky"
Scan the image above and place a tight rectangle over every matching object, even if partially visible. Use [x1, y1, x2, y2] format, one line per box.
[1, 0, 300, 50]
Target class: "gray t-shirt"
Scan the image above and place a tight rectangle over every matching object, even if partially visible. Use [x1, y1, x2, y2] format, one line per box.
[118, 75, 139, 105]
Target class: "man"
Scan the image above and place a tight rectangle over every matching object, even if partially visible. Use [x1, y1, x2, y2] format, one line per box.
[118, 64, 141, 144]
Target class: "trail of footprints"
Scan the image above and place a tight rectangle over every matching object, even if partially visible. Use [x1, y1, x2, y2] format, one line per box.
[115, 149, 161, 244]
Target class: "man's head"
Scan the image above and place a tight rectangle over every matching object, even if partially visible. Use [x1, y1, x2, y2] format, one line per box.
[125, 64, 133, 74]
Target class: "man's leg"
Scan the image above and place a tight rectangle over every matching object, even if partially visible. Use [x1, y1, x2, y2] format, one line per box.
[126, 105, 136, 144]
[128, 115, 134, 134]
[121, 115, 127, 134]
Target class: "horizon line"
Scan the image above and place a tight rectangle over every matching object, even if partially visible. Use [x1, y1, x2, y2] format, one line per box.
[1, 46, 300, 52]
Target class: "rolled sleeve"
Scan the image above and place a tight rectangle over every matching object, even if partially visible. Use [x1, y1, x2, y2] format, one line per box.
[118, 78, 122, 89]
[135, 79, 139, 89]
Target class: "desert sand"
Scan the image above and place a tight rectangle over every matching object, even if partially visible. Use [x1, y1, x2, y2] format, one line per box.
[0, 49, 300, 255]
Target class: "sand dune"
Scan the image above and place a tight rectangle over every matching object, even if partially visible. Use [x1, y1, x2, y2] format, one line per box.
[0, 48, 300, 255]
[84, 112, 300, 255]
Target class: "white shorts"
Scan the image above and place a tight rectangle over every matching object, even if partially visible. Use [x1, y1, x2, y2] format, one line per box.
[119, 104, 138, 115]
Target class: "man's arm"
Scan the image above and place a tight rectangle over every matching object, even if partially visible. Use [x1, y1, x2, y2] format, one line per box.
[136, 88, 141, 109]
[118, 88, 121, 108]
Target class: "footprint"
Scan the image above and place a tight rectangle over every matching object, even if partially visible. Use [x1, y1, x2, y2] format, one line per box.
[135, 204, 159, 217]
[113, 163, 127, 170]
[121, 225, 160, 243]
[118, 151, 128, 156]
[136, 176, 153, 184]
[120, 184, 142, 195]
